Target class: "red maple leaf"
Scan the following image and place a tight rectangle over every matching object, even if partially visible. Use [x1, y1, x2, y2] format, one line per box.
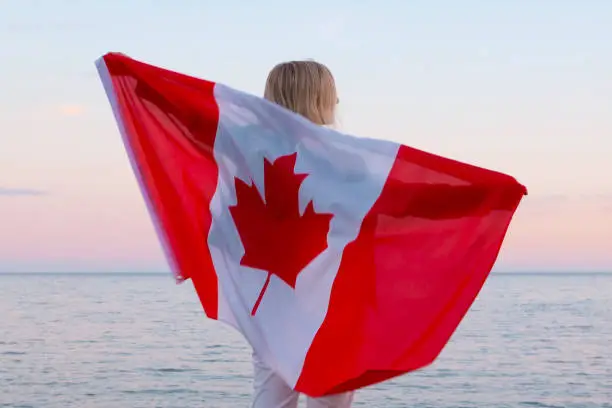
[229, 153, 333, 316]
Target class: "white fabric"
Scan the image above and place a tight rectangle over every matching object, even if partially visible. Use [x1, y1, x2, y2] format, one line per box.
[207, 84, 399, 387]
[252, 352, 354, 408]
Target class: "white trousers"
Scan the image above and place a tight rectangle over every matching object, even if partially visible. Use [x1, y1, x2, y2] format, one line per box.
[252, 352, 354, 408]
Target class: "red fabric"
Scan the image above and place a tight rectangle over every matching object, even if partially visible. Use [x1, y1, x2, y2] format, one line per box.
[296, 145, 526, 396]
[101, 53, 220, 318]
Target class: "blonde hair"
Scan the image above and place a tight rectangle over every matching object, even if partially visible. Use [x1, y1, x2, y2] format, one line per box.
[264, 60, 337, 126]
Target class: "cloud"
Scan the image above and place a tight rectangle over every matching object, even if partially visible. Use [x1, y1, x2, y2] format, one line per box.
[0, 188, 47, 197]
[57, 104, 86, 117]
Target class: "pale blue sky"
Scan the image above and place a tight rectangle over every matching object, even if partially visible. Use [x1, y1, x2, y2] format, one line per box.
[1, 1, 611, 272]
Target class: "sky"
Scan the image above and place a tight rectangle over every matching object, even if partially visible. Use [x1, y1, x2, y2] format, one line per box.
[1, 0, 611, 273]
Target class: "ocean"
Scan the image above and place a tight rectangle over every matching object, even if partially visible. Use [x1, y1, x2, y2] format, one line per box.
[1, 272, 611, 407]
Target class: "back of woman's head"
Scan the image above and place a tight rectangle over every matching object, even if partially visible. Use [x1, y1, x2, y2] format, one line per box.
[264, 60, 337, 126]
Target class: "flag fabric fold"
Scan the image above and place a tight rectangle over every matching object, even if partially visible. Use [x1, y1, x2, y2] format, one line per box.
[97, 52, 527, 397]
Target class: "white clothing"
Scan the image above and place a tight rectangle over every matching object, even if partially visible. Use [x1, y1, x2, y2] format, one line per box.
[252, 352, 354, 408]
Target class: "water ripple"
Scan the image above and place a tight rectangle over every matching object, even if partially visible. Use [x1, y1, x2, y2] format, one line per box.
[1, 273, 610, 407]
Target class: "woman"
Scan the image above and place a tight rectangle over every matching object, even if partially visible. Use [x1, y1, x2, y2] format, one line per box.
[251, 60, 354, 408]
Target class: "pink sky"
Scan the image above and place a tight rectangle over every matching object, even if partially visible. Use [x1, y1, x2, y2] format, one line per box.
[2, 166, 611, 272]
[1, 2, 611, 272]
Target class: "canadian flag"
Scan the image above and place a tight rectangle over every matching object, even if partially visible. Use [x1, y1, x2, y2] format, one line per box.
[97, 53, 526, 397]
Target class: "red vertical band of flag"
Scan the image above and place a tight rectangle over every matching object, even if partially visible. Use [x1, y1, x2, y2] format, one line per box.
[297, 146, 526, 396]
[99, 54, 220, 318]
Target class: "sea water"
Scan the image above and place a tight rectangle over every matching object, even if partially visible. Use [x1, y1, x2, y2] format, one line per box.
[1, 272, 611, 407]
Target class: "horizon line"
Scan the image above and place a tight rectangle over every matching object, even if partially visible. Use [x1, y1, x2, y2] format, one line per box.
[0, 271, 611, 277]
